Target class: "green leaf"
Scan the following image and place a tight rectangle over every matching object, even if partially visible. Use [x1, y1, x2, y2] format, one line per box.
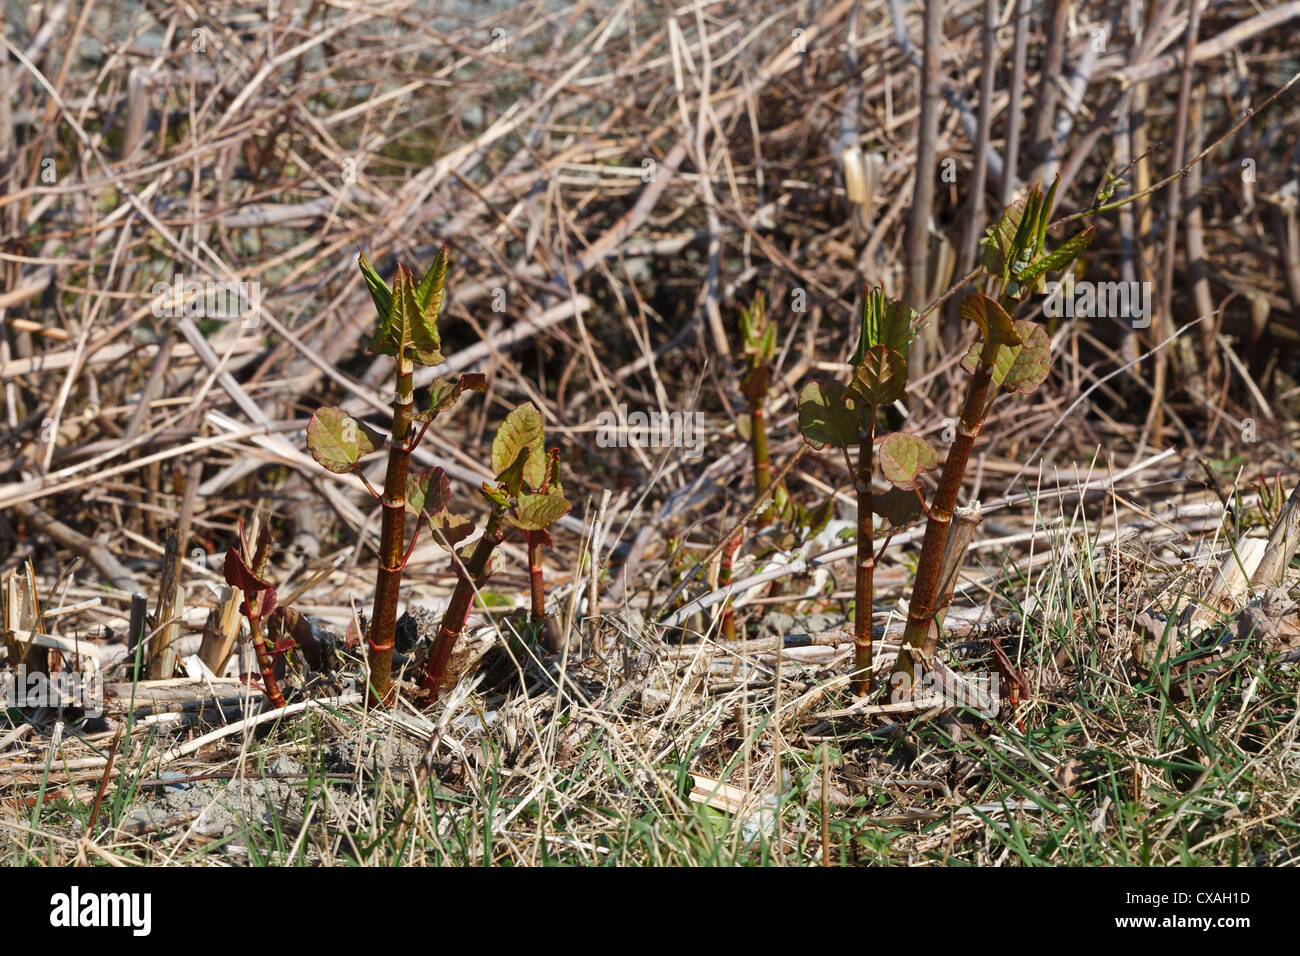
[481, 481, 513, 509]
[491, 403, 546, 490]
[412, 372, 487, 422]
[1014, 226, 1096, 289]
[306, 406, 384, 474]
[509, 492, 572, 531]
[798, 380, 862, 450]
[740, 292, 773, 357]
[367, 262, 444, 366]
[878, 432, 939, 490]
[982, 199, 1029, 280]
[416, 245, 450, 321]
[1000, 321, 1052, 394]
[959, 294, 1022, 380]
[850, 345, 906, 407]
[357, 249, 392, 322]
[493, 446, 530, 498]
[407, 467, 450, 517]
[854, 285, 913, 365]
[804, 496, 835, 537]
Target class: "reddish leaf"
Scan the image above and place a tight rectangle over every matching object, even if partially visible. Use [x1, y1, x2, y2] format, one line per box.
[879, 432, 940, 490]
[306, 406, 384, 474]
[1000, 321, 1052, 394]
[851, 345, 906, 407]
[491, 403, 546, 490]
[414, 372, 487, 422]
[508, 492, 572, 531]
[223, 546, 270, 592]
[407, 467, 451, 517]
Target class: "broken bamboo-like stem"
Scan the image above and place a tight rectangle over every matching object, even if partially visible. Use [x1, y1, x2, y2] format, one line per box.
[148, 528, 182, 680]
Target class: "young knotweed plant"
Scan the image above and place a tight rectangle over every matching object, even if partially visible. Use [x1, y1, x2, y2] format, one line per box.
[223, 518, 286, 709]
[738, 291, 778, 512]
[306, 247, 485, 706]
[720, 293, 778, 640]
[520, 446, 569, 646]
[888, 178, 1095, 700]
[799, 285, 938, 695]
[720, 293, 836, 640]
[419, 402, 571, 698]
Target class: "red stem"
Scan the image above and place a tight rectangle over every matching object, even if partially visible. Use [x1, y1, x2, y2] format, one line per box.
[852, 415, 875, 695]
[245, 528, 284, 707]
[750, 401, 772, 525]
[525, 529, 546, 623]
[719, 529, 743, 641]
[247, 596, 285, 709]
[420, 508, 505, 699]
[366, 361, 415, 706]
[889, 364, 994, 697]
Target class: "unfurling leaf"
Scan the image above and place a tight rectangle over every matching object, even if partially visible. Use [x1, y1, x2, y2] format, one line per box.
[541, 447, 563, 495]
[306, 406, 384, 473]
[1000, 321, 1052, 394]
[223, 546, 271, 592]
[982, 197, 1029, 280]
[509, 492, 572, 531]
[415, 246, 450, 322]
[407, 467, 451, 517]
[798, 380, 862, 450]
[854, 285, 913, 365]
[959, 294, 1022, 381]
[1014, 227, 1095, 290]
[357, 249, 393, 322]
[367, 261, 444, 365]
[267, 604, 328, 670]
[879, 432, 939, 490]
[493, 447, 530, 499]
[491, 402, 546, 490]
[240, 584, 278, 621]
[413, 372, 487, 421]
[740, 292, 776, 362]
[851, 345, 906, 407]
[740, 366, 770, 403]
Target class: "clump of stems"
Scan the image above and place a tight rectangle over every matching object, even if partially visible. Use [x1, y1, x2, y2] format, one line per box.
[306, 248, 483, 706]
[887, 178, 1093, 698]
[420, 403, 570, 698]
